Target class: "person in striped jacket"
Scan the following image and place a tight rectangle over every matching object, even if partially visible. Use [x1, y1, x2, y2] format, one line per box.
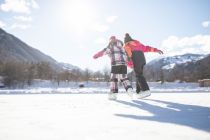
[124, 33, 163, 99]
[93, 36, 133, 100]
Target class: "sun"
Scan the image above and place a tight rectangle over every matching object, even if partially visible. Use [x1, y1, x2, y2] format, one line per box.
[61, 1, 95, 33]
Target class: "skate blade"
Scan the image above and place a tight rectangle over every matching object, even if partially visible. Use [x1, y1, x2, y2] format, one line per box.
[136, 93, 151, 99]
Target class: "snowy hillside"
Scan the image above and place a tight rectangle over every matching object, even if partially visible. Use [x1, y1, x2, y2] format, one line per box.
[161, 54, 205, 70]
[144, 53, 209, 82]
[0, 93, 209, 140]
[0, 28, 80, 71]
[0, 28, 59, 68]
[147, 53, 205, 70]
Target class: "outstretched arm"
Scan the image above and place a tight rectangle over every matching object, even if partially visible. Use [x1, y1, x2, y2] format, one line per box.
[93, 48, 107, 59]
[143, 45, 163, 54]
[131, 40, 163, 54]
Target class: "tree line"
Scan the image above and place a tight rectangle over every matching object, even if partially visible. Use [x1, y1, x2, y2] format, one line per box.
[0, 60, 111, 88]
[144, 56, 210, 83]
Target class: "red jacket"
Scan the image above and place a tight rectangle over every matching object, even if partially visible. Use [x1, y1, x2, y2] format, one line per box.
[124, 40, 159, 58]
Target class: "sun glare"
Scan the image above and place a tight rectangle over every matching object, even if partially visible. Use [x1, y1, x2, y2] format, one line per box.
[61, 1, 95, 33]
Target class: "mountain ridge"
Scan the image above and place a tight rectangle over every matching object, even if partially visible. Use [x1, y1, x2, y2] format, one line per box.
[0, 28, 79, 71]
[144, 53, 210, 82]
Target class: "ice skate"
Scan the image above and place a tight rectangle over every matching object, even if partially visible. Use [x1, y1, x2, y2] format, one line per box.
[108, 93, 117, 100]
[136, 90, 151, 99]
[126, 88, 133, 98]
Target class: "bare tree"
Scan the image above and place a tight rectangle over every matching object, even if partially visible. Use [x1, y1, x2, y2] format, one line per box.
[36, 62, 53, 80]
[160, 69, 164, 84]
[103, 67, 110, 83]
[84, 68, 92, 83]
[2, 61, 27, 88]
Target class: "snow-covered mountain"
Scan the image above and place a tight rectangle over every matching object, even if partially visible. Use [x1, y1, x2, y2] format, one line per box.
[161, 54, 205, 70]
[59, 62, 81, 71]
[0, 28, 57, 66]
[147, 53, 205, 69]
[144, 53, 210, 82]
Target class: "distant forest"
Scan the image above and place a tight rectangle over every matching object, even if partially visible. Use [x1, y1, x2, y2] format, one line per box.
[0, 60, 110, 88]
[1, 55, 210, 88]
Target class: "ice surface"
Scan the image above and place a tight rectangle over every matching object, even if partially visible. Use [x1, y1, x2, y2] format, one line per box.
[0, 93, 210, 140]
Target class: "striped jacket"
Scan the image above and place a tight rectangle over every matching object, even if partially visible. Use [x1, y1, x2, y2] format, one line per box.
[103, 40, 127, 66]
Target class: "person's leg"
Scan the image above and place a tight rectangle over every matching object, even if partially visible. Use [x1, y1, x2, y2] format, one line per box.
[108, 73, 118, 100]
[135, 66, 150, 92]
[134, 66, 151, 99]
[136, 78, 141, 93]
[110, 73, 118, 93]
[119, 73, 133, 97]
[136, 74, 149, 91]
[119, 74, 132, 91]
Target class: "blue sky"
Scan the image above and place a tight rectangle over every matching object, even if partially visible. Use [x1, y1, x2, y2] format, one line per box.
[0, 0, 210, 71]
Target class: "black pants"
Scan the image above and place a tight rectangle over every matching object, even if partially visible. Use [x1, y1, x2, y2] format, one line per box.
[134, 65, 150, 93]
[131, 51, 149, 93]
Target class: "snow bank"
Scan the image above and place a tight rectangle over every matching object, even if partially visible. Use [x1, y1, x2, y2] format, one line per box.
[0, 81, 209, 94]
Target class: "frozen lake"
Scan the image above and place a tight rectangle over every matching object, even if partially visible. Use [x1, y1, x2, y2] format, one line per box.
[0, 82, 210, 94]
[0, 92, 210, 140]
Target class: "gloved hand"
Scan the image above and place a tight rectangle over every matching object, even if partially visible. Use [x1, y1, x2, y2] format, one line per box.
[127, 60, 134, 68]
[157, 49, 163, 54]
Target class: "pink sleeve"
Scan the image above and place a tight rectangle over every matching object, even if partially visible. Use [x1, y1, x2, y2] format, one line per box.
[93, 50, 104, 59]
[139, 42, 158, 52]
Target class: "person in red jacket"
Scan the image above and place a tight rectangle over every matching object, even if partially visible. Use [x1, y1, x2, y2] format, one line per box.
[124, 33, 163, 99]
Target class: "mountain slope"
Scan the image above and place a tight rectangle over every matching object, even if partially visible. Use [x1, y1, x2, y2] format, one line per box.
[0, 28, 58, 65]
[144, 53, 209, 82]
[0, 28, 81, 71]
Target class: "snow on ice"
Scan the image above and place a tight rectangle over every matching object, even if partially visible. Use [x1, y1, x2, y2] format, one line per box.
[0, 81, 210, 94]
[0, 93, 209, 140]
[0, 82, 210, 140]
